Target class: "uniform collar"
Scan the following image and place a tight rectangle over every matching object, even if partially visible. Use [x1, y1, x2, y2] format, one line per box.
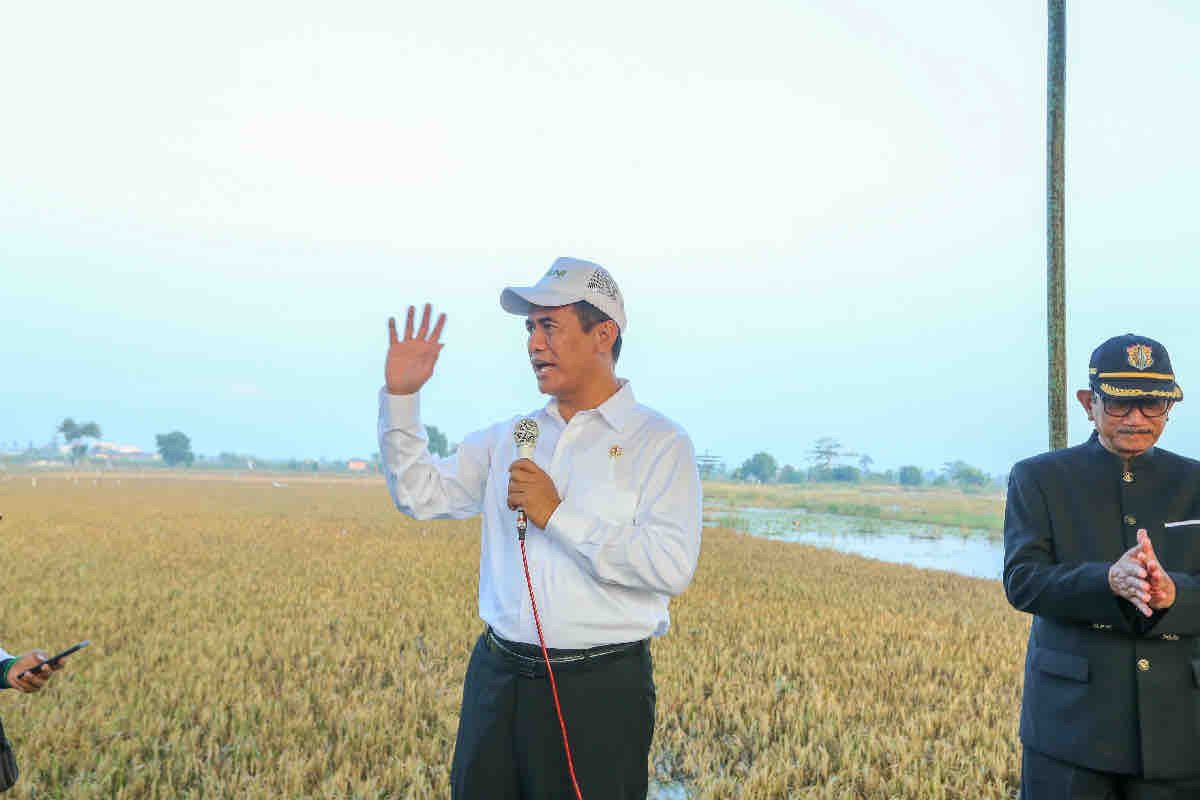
[1086, 430, 1157, 468]
[544, 379, 635, 432]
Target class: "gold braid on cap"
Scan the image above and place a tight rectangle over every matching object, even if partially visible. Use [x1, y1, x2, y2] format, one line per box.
[1098, 383, 1183, 399]
[1097, 371, 1176, 380]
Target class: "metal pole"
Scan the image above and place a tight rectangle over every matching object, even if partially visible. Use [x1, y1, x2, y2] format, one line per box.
[1047, 0, 1067, 450]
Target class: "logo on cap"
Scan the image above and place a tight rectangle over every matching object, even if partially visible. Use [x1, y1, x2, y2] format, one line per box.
[1126, 343, 1154, 371]
[546, 268, 567, 279]
[586, 268, 619, 301]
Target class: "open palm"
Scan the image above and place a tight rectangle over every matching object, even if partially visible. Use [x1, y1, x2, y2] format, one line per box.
[386, 304, 447, 395]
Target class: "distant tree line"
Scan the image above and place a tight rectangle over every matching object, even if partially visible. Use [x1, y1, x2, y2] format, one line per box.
[702, 437, 1000, 491]
[12, 420, 994, 489]
[2, 419, 465, 475]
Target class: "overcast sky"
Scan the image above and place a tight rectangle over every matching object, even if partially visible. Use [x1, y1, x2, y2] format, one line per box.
[3, 1, 1198, 475]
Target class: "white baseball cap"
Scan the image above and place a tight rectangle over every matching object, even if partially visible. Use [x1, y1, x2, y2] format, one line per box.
[500, 257, 627, 332]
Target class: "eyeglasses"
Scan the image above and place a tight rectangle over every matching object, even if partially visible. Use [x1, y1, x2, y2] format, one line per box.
[1099, 396, 1173, 418]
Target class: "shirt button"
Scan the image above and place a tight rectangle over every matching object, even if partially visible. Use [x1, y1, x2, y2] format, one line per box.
[1124, 515, 1137, 526]
[1137, 658, 1151, 672]
[1122, 471, 1134, 483]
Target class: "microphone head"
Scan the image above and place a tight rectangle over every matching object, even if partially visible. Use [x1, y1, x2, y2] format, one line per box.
[514, 418, 539, 459]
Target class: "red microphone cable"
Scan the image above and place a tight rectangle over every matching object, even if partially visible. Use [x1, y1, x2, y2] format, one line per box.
[518, 522, 584, 800]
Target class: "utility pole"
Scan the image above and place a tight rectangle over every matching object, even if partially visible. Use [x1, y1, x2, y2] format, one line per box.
[1047, 0, 1068, 450]
[696, 451, 722, 480]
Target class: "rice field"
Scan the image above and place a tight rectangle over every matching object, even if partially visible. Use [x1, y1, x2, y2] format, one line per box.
[0, 476, 1026, 798]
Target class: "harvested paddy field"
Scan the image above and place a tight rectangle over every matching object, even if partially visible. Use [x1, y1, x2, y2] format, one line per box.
[0, 477, 1026, 798]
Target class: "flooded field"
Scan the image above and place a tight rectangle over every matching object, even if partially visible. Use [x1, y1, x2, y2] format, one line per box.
[705, 506, 1005, 580]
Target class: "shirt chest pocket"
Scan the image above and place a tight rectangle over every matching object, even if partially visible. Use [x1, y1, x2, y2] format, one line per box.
[586, 486, 639, 527]
[1158, 519, 1200, 570]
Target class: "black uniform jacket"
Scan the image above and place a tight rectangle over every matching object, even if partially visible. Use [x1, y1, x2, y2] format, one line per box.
[1004, 432, 1200, 780]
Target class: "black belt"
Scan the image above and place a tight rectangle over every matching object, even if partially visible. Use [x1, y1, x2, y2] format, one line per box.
[484, 627, 647, 675]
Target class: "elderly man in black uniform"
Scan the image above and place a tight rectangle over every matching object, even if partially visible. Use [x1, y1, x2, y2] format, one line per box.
[1005, 333, 1200, 798]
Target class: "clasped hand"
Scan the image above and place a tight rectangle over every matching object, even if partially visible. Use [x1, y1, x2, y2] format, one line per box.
[1108, 529, 1176, 617]
[507, 459, 560, 530]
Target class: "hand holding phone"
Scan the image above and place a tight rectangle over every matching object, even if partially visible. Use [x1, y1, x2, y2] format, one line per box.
[16, 640, 89, 680]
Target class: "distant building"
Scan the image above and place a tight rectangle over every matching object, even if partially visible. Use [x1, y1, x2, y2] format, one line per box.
[90, 441, 160, 461]
[347, 459, 369, 472]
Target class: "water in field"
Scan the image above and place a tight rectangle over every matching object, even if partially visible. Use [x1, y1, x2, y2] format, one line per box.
[704, 507, 1004, 580]
[649, 780, 690, 800]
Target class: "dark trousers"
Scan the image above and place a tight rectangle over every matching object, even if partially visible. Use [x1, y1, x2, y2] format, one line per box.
[1021, 745, 1200, 800]
[450, 631, 656, 800]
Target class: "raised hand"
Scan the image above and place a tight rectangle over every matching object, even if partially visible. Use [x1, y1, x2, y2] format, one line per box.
[386, 304, 447, 395]
[1136, 528, 1177, 610]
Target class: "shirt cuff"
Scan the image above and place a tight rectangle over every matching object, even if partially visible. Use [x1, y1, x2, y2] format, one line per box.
[546, 498, 598, 549]
[379, 386, 421, 430]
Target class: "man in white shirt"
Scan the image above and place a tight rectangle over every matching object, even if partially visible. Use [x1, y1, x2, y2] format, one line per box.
[378, 257, 702, 800]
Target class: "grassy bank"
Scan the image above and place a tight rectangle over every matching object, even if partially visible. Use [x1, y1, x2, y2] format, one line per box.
[703, 480, 1006, 534]
[0, 477, 1025, 798]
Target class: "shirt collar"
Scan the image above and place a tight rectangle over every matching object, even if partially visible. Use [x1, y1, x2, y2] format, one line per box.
[543, 379, 635, 432]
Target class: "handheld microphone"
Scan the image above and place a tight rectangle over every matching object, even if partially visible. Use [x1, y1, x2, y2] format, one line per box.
[512, 415, 584, 798]
[513, 418, 539, 539]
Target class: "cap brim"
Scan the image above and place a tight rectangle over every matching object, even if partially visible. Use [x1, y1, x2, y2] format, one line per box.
[500, 286, 586, 316]
[1093, 379, 1184, 402]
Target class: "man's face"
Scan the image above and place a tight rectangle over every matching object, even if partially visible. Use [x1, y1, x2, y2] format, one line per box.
[1076, 390, 1170, 458]
[525, 305, 611, 397]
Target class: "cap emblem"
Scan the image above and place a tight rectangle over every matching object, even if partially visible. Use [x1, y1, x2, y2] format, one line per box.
[1126, 344, 1155, 370]
[546, 268, 568, 279]
[586, 268, 619, 301]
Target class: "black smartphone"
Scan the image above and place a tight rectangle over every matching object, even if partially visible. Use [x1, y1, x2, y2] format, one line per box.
[16, 640, 90, 680]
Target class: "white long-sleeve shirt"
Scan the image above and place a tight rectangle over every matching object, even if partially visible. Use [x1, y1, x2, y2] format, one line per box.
[379, 380, 702, 649]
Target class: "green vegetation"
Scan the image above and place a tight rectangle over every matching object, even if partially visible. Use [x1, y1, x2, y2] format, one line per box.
[57, 418, 101, 463]
[898, 465, 923, 486]
[155, 431, 195, 467]
[699, 437, 999, 496]
[703, 480, 1005, 533]
[732, 452, 778, 483]
[426, 424, 450, 457]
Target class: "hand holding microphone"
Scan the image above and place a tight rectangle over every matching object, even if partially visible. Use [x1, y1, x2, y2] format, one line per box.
[510, 418, 584, 799]
[508, 419, 560, 537]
